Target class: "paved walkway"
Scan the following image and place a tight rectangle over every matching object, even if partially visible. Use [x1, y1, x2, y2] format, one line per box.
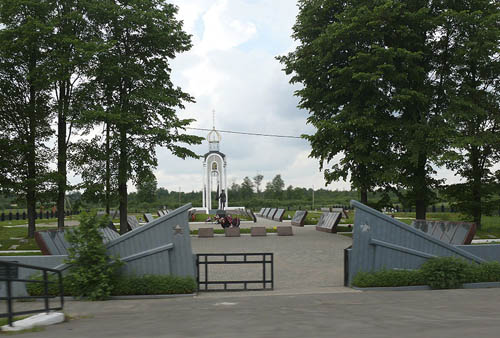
[190, 217, 352, 293]
[17, 288, 500, 337]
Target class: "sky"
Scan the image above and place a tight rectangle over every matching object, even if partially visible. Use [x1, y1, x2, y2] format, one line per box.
[153, 0, 346, 193]
[108, 0, 472, 194]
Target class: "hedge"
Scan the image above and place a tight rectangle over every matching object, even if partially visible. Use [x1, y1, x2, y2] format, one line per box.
[352, 257, 500, 289]
[27, 274, 197, 297]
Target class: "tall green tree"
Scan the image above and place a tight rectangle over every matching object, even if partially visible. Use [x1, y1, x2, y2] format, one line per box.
[439, 0, 500, 228]
[278, 0, 396, 206]
[136, 168, 158, 204]
[48, 0, 101, 229]
[253, 174, 263, 195]
[0, 0, 54, 238]
[90, 1, 202, 233]
[240, 176, 254, 199]
[280, 0, 458, 217]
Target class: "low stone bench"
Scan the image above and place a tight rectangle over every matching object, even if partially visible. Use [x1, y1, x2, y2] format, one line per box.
[225, 227, 240, 237]
[251, 226, 267, 237]
[277, 226, 293, 236]
[198, 228, 214, 238]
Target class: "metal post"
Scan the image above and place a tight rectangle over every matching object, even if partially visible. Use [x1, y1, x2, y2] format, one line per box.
[43, 271, 49, 313]
[271, 254, 274, 290]
[6, 278, 13, 326]
[263, 254, 266, 289]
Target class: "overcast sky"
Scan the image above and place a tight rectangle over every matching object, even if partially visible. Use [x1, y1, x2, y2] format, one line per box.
[151, 0, 344, 193]
[93, 0, 474, 194]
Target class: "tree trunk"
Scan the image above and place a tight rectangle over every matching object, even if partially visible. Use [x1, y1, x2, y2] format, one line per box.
[360, 188, 368, 205]
[105, 121, 111, 215]
[415, 151, 427, 220]
[471, 147, 482, 229]
[27, 79, 37, 238]
[57, 81, 67, 229]
[118, 127, 128, 234]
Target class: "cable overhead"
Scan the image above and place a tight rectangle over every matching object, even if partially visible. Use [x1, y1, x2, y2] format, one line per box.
[186, 127, 303, 139]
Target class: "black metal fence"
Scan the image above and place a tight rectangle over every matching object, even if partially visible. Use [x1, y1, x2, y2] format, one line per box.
[0, 261, 64, 327]
[0, 210, 79, 222]
[196, 253, 274, 292]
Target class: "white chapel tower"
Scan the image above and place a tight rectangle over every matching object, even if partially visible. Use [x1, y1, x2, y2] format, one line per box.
[202, 127, 227, 212]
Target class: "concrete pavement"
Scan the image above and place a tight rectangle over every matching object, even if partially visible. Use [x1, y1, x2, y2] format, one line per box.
[17, 288, 500, 338]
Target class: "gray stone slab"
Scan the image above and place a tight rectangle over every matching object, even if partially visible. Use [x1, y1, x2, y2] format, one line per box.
[411, 220, 476, 245]
[127, 215, 140, 230]
[315, 212, 341, 233]
[331, 208, 348, 218]
[251, 227, 267, 236]
[225, 227, 241, 237]
[198, 228, 214, 238]
[277, 226, 293, 236]
[273, 209, 285, 222]
[267, 208, 277, 219]
[291, 210, 308, 227]
[143, 213, 154, 223]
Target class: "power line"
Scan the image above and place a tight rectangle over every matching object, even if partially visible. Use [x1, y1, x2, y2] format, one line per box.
[186, 127, 304, 139]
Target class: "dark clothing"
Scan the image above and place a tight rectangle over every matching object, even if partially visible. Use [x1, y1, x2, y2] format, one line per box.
[219, 191, 226, 209]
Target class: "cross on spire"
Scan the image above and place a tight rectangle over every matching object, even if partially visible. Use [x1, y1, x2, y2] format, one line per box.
[212, 109, 216, 130]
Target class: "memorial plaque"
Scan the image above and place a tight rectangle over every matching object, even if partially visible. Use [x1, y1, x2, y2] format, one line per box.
[411, 220, 476, 245]
[267, 208, 277, 219]
[315, 212, 341, 233]
[157, 210, 165, 217]
[321, 207, 331, 212]
[127, 215, 140, 230]
[263, 208, 272, 218]
[273, 209, 285, 222]
[258, 208, 266, 216]
[291, 210, 308, 227]
[331, 208, 348, 218]
[143, 213, 154, 223]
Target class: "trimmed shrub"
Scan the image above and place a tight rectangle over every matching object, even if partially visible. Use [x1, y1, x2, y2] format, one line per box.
[352, 258, 500, 289]
[352, 269, 426, 288]
[27, 274, 196, 297]
[420, 257, 471, 289]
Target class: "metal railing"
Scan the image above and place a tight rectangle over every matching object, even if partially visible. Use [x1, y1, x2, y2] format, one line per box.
[0, 261, 64, 327]
[196, 253, 274, 292]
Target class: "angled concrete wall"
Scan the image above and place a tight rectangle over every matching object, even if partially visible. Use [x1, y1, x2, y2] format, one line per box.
[348, 201, 485, 285]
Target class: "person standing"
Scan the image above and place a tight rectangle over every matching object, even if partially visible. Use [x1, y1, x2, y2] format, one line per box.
[219, 189, 226, 210]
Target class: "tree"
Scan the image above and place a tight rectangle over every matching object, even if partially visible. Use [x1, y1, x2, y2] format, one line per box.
[439, 0, 500, 228]
[88, 1, 202, 233]
[49, 0, 101, 229]
[270, 174, 285, 199]
[280, 0, 456, 217]
[136, 169, 158, 204]
[240, 176, 254, 199]
[253, 174, 263, 195]
[0, 0, 54, 237]
[278, 0, 397, 205]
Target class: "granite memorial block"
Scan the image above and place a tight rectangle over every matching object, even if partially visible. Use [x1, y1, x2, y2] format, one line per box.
[331, 208, 348, 219]
[225, 227, 241, 237]
[411, 220, 476, 245]
[273, 209, 285, 222]
[291, 210, 308, 227]
[267, 208, 277, 219]
[251, 227, 267, 236]
[277, 226, 293, 236]
[143, 213, 154, 223]
[198, 228, 214, 238]
[315, 212, 341, 233]
[127, 215, 141, 231]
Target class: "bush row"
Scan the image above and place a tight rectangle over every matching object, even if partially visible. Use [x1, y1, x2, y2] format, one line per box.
[27, 274, 197, 297]
[352, 257, 500, 289]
